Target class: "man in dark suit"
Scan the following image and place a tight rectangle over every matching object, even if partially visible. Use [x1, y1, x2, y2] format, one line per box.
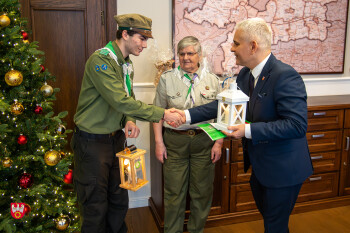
[178, 18, 313, 233]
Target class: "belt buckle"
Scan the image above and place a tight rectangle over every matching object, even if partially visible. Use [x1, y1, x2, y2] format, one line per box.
[188, 130, 195, 136]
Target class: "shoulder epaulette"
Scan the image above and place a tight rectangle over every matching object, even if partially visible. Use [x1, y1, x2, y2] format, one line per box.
[163, 69, 173, 75]
[99, 49, 110, 56]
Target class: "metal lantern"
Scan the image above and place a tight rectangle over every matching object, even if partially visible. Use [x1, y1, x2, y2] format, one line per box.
[116, 145, 148, 191]
[212, 83, 249, 132]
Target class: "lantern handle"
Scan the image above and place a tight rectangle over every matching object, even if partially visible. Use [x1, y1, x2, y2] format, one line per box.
[221, 75, 237, 89]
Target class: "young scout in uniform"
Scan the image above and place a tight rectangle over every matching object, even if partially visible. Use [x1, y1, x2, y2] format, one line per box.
[71, 14, 182, 233]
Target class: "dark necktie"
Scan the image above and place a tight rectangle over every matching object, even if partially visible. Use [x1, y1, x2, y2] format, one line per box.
[247, 72, 255, 120]
[249, 72, 255, 97]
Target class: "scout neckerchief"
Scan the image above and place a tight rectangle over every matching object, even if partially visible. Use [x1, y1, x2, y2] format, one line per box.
[98, 41, 133, 96]
[176, 66, 200, 108]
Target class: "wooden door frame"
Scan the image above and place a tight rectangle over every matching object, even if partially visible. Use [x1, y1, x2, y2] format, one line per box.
[19, 0, 117, 43]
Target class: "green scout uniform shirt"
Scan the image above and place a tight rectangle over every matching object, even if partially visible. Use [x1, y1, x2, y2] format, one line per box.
[74, 41, 164, 134]
[153, 66, 219, 130]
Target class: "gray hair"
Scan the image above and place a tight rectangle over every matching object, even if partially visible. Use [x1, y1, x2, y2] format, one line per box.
[177, 36, 202, 56]
[236, 18, 272, 50]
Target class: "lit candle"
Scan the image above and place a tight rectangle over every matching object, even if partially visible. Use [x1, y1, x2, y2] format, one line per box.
[124, 159, 131, 183]
[224, 106, 230, 124]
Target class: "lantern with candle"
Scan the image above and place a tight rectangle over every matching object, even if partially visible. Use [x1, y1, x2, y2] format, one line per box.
[116, 145, 148, 191]
[211, 82, 249, 132]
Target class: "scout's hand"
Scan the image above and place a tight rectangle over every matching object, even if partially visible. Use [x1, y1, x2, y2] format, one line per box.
[125, 121, 140, 138]
[155, 141, 167, 164]
[222, 124, 245, 139]
[163, 108, 182, 127]
[211, 138, 223, 163]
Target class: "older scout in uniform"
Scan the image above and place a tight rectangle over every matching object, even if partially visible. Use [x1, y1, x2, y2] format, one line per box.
[153, 36, 223, 233]
[71, 14, 182, 233]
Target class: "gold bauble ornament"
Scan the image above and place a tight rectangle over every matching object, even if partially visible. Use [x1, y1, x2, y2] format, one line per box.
[0, 14, 10, 27]
[2, 157, 13, 168]
[5, 70, 23, 86]
[44, 150, 61, 166]
[55, 215, 70, 231]
[11, 100, 24, 115]
[40, 83, 53, 97]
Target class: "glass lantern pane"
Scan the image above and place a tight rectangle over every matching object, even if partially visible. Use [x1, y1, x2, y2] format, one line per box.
[135, 157, 143, 183]
[233, 104, 243, 124]
[123, 159, 132, 184]
[220, 103, 230, 124]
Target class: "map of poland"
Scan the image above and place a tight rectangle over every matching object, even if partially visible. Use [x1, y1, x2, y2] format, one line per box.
[174, 0, 348, 74]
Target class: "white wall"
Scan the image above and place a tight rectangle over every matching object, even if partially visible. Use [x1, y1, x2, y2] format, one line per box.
[117, 0, 350, 208]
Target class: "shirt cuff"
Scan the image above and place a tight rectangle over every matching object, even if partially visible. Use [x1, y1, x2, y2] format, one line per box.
[184, 110, 191, 124]
[245, 123, 252, 139]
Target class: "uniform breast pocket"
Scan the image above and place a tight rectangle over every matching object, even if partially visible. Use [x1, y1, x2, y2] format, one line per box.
[167, 90, 183, 108]
[200, 90, 217, 104]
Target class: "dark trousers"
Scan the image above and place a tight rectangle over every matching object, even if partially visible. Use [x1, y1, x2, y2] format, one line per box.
[71, 128, 128, 233]
[250, 173, 302, 233]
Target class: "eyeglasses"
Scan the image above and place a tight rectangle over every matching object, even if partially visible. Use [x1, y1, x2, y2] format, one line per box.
[179, 52, 197, 57]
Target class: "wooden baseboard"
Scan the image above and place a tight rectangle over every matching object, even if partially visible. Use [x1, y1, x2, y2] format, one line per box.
[149, 198, 164, 232]
[149, 196, 350, 231]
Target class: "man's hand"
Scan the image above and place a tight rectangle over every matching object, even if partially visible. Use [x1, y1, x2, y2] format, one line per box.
[155, 141, 167, 163]
[163, 108, 183, 127]
[211, 138, 223, 163]
[222, 124, 245, 139]
[124, 121, 140, 138]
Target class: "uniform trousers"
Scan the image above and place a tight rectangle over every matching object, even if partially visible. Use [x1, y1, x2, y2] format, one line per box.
[71, 128, 128, 233]
[250, 172, 302, 233]
[163, 128, 215, 233]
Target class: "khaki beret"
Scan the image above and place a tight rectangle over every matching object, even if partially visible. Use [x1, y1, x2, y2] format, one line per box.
[114, 13, 153, 38]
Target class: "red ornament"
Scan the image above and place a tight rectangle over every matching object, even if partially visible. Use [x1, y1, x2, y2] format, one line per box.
[34, 105, 43, 114]
[18, 173, 33, 189]
[63, 169, 73, 184]
[21, 31, 28, 40]
[40, 65, 45, 73]
[24, 204, 31, 215]
[17, 135, 27, 145]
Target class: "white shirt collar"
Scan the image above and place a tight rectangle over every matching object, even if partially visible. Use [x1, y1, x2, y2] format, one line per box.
[251, 53, 271, 80]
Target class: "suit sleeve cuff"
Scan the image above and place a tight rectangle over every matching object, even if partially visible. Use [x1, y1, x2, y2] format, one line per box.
[245, 123, 252, 139]
[184, 110, 191, 124]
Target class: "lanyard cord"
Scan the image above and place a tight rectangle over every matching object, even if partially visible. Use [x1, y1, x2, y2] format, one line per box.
[178, 66, 198, 102]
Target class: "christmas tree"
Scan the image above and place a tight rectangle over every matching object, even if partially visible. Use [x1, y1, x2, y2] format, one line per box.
[0, 0, 79, 232]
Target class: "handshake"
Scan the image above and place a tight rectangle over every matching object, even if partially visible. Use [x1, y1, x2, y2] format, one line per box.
[163, 108, 246, 139]
[163, 108, 186, 127]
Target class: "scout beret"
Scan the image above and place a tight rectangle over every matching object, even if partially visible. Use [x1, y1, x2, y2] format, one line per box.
[114, 13, 153, 38]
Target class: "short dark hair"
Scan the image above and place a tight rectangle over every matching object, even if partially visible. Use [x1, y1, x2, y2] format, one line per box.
[116, 30, 138, 39]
